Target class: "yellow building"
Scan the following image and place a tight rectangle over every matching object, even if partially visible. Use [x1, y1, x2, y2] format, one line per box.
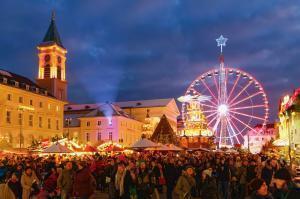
[0, 70, 65, 148]
[64, 103, 143, 147]
[0, 12, 67, 148]
[115, 98, 180, 133]
[277, 89, 300, 150]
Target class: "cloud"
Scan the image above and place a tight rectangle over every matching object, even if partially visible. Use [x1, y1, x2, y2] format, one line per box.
[0, 0, 300, 122]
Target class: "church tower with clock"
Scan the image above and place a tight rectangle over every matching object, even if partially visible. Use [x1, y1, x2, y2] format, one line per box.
[36, 12, 68, 101]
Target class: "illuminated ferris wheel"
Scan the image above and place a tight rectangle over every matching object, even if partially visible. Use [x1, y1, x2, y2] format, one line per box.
[181, 36, 269, 146]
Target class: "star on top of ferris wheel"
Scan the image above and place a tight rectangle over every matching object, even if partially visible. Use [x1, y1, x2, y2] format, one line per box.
[216, 35, 228, 53]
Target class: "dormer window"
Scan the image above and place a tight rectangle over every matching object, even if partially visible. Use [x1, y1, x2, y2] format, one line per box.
[26, 85, 30, 90]
[3, 77, 7, 84]
[15, 81, 19, 87]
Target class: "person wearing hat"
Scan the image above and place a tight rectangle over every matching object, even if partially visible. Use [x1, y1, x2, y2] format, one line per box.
[72, 160, 96, 198]
[271, 168, 292, 199]
[199, 168, 218, 199]
[174, 165, 196, 199]
[247, 178, 273, 199]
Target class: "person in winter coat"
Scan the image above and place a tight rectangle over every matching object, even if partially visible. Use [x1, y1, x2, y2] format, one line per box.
[271, 168, 292, 199]
[165, 158, 178, 199]
[137, 161, 152, 199]
[114, 162, 137, 199]
[286, 176, 300, 199]
[72, 161, 96, 199]
[199, 168, 218, 199]
[0, 161, 8, 183]
[261, 160, 274, 187]
[7, 173, 22, 199]
[21, 167, 39, 199]
[174, 165, 196, 199]
[42, 167, 58, 197]
[217, 159, 231, 199]
[247, 178, 273, 199]
[57, 161, 73, 199]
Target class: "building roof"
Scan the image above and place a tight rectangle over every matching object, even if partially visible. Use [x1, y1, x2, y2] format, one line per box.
[64, 103, 132, 127]
[65, 98, 175, 112]
[115, 98, 174, 108]
[0, 69, 54, 98]
[40, 12, 64, 48]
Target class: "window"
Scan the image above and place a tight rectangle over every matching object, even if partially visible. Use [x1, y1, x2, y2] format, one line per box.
[97, 121, 101, 126]
[7, 94, 11, 101]
[56, 120, 59, 130]
[18, 113, 22, 125]
[30, 100, 33, 106]
[19, 97, 23, 103]
[87, 121, 90, 127]
[48, 104, 51, 110]
[109, 132, 113, 140]
[6, 111, 11, 123]
[39, 117, 42, 128]
[44, 64, 50, 78]
[56, 106, 59, 111]
[39, 102, 43, 108]
[109, 120, 112, 126]
[97, 132, 101, 141]
[86, 133, 90, 142]
[29, 115, 33, 127]
[48, 118, 51, 129]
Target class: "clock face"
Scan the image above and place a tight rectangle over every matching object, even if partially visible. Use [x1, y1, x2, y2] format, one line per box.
[44, 55, 50, 62]
[57, 56, 62, 63]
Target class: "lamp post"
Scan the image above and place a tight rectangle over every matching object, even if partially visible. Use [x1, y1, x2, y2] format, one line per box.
[17, 107, 24, 149]
[248, 131, 250, 152]
[65, 118, 72, 139]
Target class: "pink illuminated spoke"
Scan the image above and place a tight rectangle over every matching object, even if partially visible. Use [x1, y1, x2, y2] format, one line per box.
[212, 118, 220, 132]
[200, 79, 218, 104]
[229, 80, 253, 105]
[202, 110, 218, 113]
[208, 114, 218, 126]
[225, 118, 234, 145]
[229, 110, 266, 121]
[213, 74, 219, 101]
[227, 118, 241, 144]
[206, 111, 218, 119]
[201, 102, 217, 109]
[226, 74, 241, 103]
[230, 114, 258, 133]
[230, 91, 262, 107]
[230, 104, 265, 110]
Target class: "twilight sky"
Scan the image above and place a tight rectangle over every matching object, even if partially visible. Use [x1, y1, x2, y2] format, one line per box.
[0, 0, 300, 122]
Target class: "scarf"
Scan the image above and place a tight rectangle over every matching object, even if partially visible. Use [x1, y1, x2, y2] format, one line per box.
[115, 169, 127, 196]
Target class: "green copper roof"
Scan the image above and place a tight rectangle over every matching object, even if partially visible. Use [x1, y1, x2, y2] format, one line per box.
[40, 12, 64, 48]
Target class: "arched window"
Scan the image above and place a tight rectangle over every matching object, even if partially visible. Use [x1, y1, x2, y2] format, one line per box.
[44, 64, 50, 78]
[57, 66, 61, 79]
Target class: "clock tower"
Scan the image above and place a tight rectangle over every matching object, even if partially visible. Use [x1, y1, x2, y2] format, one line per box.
[36, 12, 68, 101]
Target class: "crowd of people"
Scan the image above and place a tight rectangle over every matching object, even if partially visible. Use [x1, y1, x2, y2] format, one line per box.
[0, 151, 299, 199]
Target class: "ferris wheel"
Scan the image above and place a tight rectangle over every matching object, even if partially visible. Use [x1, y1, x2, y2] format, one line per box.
[181, 36, 269, 146]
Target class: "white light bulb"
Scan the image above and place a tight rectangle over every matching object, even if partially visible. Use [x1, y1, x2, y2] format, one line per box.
[218, 104, 228, 116]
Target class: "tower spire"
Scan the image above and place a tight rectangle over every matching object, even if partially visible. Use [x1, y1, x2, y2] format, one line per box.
[41, 11, 64, 48]
[51, 10, 55, 21]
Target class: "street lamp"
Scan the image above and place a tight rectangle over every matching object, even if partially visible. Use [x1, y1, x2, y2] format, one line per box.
[17, 107, 24, 149]
[65, 118, 72, 139]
